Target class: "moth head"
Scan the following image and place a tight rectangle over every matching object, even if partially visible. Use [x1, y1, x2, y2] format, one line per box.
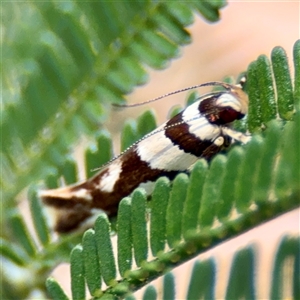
[200, 83, 249, 125]
[228, 84, 249, 115]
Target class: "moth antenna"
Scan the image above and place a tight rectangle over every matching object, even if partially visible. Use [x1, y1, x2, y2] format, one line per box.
[113, 81, 237, 108]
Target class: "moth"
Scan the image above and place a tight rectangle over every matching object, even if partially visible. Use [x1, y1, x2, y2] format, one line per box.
[40, 80, 251, 233]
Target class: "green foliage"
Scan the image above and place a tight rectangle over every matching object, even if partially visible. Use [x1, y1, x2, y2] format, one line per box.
[166, 173, 189, 247]
[271, 236, 300, 299]
[70, 245, 85, 300]
[226, 246, 256, 298]
[163, 272, 175, 300]
[82, 229, 102, 296]
[117, 198, 133, 277]
[131, 189, 148, 267]
[46, 278, 69, 300]
[2, 0, 299, 299]
[186, 259, 215, 299]
[85, 131, 113, 178]
[121, 110, 157, 151]
[142, 286, 157, 300]
[150, 177, 171, 255]
[94, 215, 117, 286]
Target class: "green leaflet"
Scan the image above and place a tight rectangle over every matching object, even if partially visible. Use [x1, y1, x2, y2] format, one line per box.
[271, 46, 294, 119]
[186, 259, 216, 299]
[166, 173, 189, 247]
[8, 210, 37, 257]
[46, 278, 70, 300]
[131, 189, 148, 267]
[293, 40, 300, 106]
[183, 159, 208, 238]
[117, 198, 133, 277]
[70, 245, 85, 300]
[163, 272, 176, 300]
[150, 177, 171, 256]
[82, 229, 102, 296]
[225, 246, 256, 299]
[198, 155, 227, 228]
[94, 215, 117, 286]
[142, 286, 157, 300]
[28, 186, 50, 246]
[217, 147, 244, 219]
[271, 236, 300, 299]
[85, 131, 113, 179]
[121, 110, 157, 151]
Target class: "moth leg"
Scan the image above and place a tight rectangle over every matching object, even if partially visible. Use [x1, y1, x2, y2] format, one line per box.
[221, 127, 251, 144]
